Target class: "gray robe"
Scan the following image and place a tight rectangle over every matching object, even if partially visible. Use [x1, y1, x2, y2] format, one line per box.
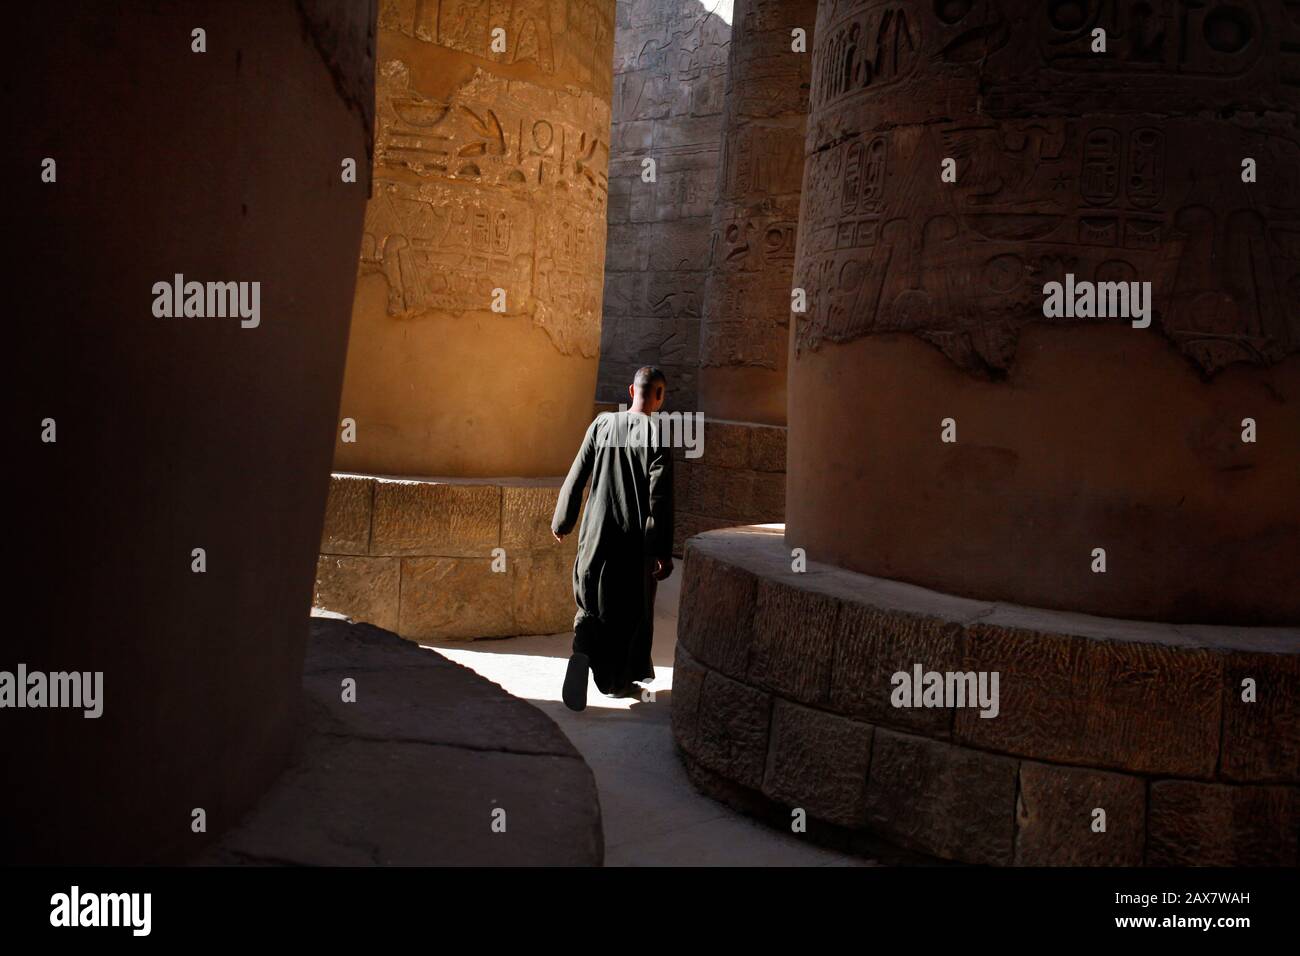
[551, 411, 674, 693]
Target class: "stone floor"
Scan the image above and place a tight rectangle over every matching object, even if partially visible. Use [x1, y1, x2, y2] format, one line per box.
[430, 573, 875, 866]
[198, 616, 603, 866]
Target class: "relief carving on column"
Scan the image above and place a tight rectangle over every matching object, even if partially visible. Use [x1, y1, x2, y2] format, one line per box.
[793, 0, 1300, 376]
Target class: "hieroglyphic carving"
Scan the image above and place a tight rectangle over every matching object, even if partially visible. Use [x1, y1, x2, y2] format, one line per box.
[794, 115, 1300, 374]
[814, 2, 921, 106]
[793, 0, 1300, 375]
[598, 0, 733, 408]
[1040, 0, 1264, 76]
[362, 61, 609, 355]
[378, 0, 615, 95]
[699, 0, 815, 374]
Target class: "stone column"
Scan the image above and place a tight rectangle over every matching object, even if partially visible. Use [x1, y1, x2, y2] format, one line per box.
[9, 1, 375, 863]
[788, 0, 1300, 624]
[699, 0, 816, 426]
[334, 0, 616, 477]
[316, 1, 617, 641]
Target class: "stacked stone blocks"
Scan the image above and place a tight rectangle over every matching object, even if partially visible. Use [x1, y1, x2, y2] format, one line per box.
[672, 528, 1300, 866]
[314, 474, 578, 640]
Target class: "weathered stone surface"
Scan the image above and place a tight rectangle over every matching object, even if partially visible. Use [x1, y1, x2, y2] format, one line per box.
[596, 0, 732, 412]
[334, 0, 616, 478]
[689, 463, 728, 514]
[693, 669, 773, 791]
[200, 617, 603, 866]
[321, 475, 374, 555]
[512, 551, 575, 636]
[954, 623, 1223, 778]
[670, 643, 709, 756]
[865, 728, 1019, 865]
[749, 577, 838, 705]
[676, 543, 758, 678]
[797, 1, 1300, 376]
[830, 603, 962, 736]
[750, 472, 784, 518]
[787, 0, 1300, 625]
[399, 557, 514, 640]
[721, 470, 755, 520]
[748, 424, 786, 472]
[1219, 648, 1300, 784]
[704, 419, 751, 469]
[699, 0, 816, 426]
[501, 484, 564, 552]
[371, 481, 501, 557]
[1015, 761, 1146, 866]
[1148, 780, 1300, 867]
[763, 700, 873, 828]
[313, 556, 401, 633]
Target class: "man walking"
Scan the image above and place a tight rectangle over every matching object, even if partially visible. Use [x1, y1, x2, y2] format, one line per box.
[552, 367, 674, 711]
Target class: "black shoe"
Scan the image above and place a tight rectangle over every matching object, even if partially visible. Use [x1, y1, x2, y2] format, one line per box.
[563, 653, 590, 711]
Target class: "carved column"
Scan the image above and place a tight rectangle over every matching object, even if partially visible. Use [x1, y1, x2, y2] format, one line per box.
[788, 0, 1300, 623]
[699, 0, 816, 426]
[336, 0, 616, 477]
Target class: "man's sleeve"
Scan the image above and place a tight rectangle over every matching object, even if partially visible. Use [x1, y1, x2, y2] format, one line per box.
[644, 441, 674, 560]
[552, 417, 600, 536]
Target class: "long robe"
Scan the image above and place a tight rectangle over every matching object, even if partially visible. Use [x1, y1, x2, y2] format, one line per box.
[551, 411, 674, 693]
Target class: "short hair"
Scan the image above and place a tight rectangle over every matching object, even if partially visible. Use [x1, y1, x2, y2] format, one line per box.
[633, 366, 667, 392]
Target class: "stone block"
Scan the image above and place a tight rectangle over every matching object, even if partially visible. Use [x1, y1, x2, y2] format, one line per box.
[693, 669, 772, 791]
[748, 424, 787, 472]
[677, 544, 758, 678]
[313, 555, 400, 633]
[703, 419, 751, 469]
[1219, 648, 1300, 784]
[954, 623, 1222, 778]
[650, 218, 712, 270]
[371, 481, 501, 557]
[1148, 780, 1300, 866]
[865, 729, 1019, 865]
[721, 470, 755, 520]
[750, 471, 784, 520]
[501, 485, 564, 552]
[670, 644, 708, 756]
[763, 700, 873, 828]
[688, 463, 728, 515]
[830, 603, 963, 736]
[1015, 761, 1146, 866]
[399, 557, 513, 640]
[321, 474, 374, 555]
[512, 551, 575, 636]
[748, 577, 838, 706]
[672, 458, 692, 510]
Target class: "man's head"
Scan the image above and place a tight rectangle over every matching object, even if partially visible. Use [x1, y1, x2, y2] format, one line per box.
[628, 366, 667, 413]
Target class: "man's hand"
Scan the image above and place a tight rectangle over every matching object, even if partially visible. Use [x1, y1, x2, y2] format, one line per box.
[653, 556, 674, 580]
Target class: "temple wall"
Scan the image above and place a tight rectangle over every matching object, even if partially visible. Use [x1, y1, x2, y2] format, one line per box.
[596, 0, 733, 411]
[698, 0, 816, 425]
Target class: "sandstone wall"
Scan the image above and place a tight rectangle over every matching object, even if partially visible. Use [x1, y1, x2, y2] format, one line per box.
[786, 0, 1300, 624]
[596, 0, 732, 411]
[334, 0, 616, 477]
[698, 0, 816, 425]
